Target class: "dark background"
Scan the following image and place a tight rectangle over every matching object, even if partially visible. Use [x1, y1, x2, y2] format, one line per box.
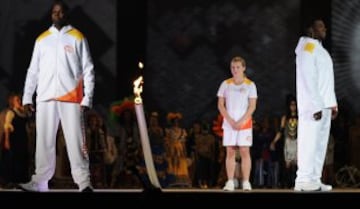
[1, 0, 357, 128]
[143, 0, 332, 127]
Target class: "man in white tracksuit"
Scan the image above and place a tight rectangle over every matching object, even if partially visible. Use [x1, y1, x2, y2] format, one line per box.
[19, 0, 95, 192]
[294, 18, 338, 191]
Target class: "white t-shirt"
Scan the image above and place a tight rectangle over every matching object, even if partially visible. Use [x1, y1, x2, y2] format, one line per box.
[217, 77, 257, 129]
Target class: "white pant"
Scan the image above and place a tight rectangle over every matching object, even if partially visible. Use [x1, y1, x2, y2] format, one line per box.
[32, 101, 91, 190]
[295, 108, 331, 184]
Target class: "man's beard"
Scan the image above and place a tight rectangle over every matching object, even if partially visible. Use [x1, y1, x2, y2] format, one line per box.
[53, 19, 67, 28]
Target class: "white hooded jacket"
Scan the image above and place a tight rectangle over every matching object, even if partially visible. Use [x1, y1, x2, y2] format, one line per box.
[295, 36, 337, 117]
[23, 25, 95, 107]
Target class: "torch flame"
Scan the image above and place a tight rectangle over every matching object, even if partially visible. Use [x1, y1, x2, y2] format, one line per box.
[133, 76, 143, 104]
[138, 62, 144, 69]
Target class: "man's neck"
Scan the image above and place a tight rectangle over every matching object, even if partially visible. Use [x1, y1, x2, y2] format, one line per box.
[54, 21, 68, 31]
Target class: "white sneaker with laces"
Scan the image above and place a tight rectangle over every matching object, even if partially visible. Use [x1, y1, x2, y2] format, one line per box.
[242, 181, 252, 191]
[294, 182, 320, 192]
[223, 180, 235, 191]
[319, 183, 332, 191]
[18, 181, 49, 192]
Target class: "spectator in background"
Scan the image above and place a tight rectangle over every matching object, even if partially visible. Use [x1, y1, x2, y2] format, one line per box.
[1, 93, 30, 188]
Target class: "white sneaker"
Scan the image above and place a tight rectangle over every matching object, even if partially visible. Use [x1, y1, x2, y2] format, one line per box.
[223, 180, 235, 191]
[294, 182, 320, 192]
[319, 183, 332, 191]
[242, 181, 252, 191]
[18, 181, 49, 192]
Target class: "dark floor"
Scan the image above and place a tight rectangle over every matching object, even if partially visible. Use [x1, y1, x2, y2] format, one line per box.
[1, 188, 359, 206]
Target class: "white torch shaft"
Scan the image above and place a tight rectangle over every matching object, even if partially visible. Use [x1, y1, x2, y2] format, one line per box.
[135, 103, 161, 188]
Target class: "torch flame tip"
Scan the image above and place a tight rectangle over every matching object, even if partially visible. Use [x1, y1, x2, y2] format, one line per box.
[133, 76, 144, 104]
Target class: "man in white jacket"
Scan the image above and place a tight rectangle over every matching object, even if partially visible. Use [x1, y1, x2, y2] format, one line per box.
[19, 0, 95, 192]
[294, 18, 338, 192]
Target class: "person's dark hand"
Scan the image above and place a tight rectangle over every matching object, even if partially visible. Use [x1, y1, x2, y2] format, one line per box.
[24, 104, 35, 117]
[81, 105, 90, 113]
[331, 106, 338, 120]
[313, 111, 322, 121]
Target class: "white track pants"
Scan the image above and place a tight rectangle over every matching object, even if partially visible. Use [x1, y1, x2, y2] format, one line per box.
[295, 108, 331, 184]
[32, 101, 91, 190]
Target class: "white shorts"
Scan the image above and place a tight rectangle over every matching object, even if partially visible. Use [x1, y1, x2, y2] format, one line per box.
[223, 128, 253, 146]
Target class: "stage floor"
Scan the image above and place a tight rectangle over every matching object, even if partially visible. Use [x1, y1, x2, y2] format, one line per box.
[2, 187, 360, 206]
[1, 187, 359, 193]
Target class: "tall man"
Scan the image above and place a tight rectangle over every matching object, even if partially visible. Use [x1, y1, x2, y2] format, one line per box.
[19, 0, 95, 192]
[294, 18, 338, 191]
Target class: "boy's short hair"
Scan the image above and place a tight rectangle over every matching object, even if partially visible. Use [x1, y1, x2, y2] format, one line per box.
[231, 56, 246, 67]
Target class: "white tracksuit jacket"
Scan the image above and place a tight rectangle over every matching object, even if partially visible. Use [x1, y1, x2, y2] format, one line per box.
[23, 24, 95, 107]
[295, 36, 337, 118]
[295, 36, 337, 184]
